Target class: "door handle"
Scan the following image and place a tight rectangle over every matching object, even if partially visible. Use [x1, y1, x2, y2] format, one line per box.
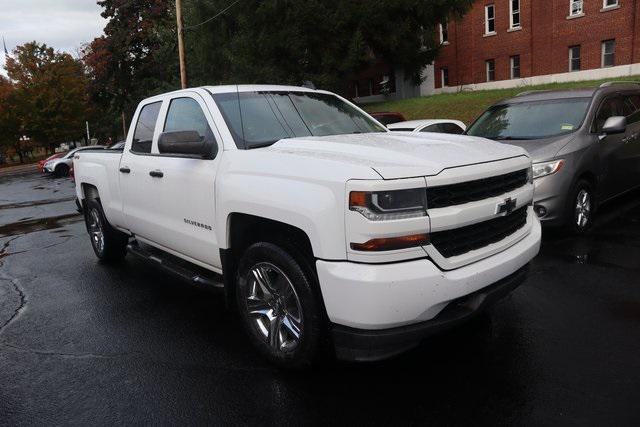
[119, 167, 131, 174]
[149, 170, 164, 178]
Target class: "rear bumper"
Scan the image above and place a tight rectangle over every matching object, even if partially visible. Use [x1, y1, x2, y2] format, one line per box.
[332, 265, 528, 361]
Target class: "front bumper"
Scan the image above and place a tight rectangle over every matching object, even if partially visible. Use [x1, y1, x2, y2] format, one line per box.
[532, 172, 572, 226]
[332, 265, 529, 361]
[316, 216, 541, 360]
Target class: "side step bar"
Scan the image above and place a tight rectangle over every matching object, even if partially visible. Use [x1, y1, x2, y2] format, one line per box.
[127, 241, 224, 292]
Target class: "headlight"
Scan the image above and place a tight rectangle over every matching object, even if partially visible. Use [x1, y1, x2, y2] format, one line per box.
[349, 188, 427, 221]
[532, 159, 564, 179]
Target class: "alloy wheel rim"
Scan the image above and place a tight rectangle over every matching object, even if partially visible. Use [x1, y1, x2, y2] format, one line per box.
[244, 262, 303, 353]
[88, 209, 105, 254]
[575, 189, 591, 228]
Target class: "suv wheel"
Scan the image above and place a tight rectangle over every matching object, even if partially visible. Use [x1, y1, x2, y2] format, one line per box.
[84, 198, 128, 262]
[235, 242, 323, 369]
[568, 179, 594, 234]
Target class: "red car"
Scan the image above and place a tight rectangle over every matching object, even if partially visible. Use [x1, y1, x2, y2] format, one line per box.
[370, 112, 407, 126]
[38, 152, 66, 173]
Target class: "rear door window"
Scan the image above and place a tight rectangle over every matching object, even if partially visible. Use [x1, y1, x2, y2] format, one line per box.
[132, 102, 161, 153]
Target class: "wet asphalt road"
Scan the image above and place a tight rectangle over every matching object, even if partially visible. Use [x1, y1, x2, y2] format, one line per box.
[1, 172, 639, 426]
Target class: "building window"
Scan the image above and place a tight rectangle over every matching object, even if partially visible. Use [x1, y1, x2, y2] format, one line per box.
[439, 21, 449, 44]
[485, 5, 496, 34]
[569, 45, 581, 71]
[510, 0, 521, 29]
[602, 40, 616, 67]
[510, 55, 521, 79]
[486, 59, 495, 82]
[603, 0, 619, 8]
[570, 0, 584, 16]
[441, 68, 449, 87]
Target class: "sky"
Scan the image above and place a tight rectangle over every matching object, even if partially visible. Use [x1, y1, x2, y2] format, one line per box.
[1, 0, 107, 75]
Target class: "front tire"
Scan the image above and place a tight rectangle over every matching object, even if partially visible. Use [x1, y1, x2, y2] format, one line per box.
[54, 164, 69, 177]
[235, 242, 323, 369]
[567, 179, 594, 234]
[84, 198, 128, 263]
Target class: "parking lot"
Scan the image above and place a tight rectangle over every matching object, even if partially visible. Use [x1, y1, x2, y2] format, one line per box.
[1, 171, 639, 425]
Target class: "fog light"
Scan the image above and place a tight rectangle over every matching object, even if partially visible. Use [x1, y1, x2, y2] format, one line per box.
[534, 205, 547, 217]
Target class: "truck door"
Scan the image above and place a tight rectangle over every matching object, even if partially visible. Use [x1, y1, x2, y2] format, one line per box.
[121, 92, 222, 269]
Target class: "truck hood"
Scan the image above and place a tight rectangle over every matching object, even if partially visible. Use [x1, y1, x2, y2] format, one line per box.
[267, 132, 528, 179]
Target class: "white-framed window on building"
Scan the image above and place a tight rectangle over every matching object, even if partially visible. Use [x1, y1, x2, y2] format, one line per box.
[486, 59, 495, 82]
[439, 21, 449, 44]
[602, 39, 616, 67]
[569, 45, 581, 71]
[570, 0, 584, 16]
[510, 0, 521, 29]
[441, 68, 449, 87]
[603, 0, 619, 9]
[510, 55, 521, 79]
[485, 4, 496, 34]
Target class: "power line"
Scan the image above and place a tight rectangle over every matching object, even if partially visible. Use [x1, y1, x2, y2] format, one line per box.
[184, 0, 242, 30]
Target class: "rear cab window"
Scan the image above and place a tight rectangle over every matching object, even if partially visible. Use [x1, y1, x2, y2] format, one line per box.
[131, 102, 162, 153]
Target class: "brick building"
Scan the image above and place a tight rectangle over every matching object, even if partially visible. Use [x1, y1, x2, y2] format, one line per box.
[435, 0, 639, 88]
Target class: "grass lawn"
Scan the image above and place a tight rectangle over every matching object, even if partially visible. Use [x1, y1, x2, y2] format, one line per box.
[363, 75, 640, 126]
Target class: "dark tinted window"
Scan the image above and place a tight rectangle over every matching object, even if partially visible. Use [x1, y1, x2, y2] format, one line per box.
[467, 98, 591, 140]
[625, 94, 640, 124]
[164, 97, 214, 141]
[132, 102, 161, 153]
[443, 123, 465, 134]
[421, 124, 445, 133]
[212, 91, 386, 149]
[594, 96, 625, 132]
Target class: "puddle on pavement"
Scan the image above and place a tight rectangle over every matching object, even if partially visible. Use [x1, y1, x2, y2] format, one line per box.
[0, 213, 82, 238]
[0, 196, 76, 211]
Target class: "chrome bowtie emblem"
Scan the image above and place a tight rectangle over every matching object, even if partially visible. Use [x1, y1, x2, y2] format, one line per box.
[497, 197, 517, 216]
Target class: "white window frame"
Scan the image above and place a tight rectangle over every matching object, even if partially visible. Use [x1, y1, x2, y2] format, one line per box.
[510, 0, 521, 29]
[602, 40, 616, 68]
[486, 59, 495, 82]
[602, 0, 619, 9]
[510, 55, 520, 79]
[569, 45, 581, 72]
[570, 0, 584, 16]
[441, 68, 449, 87]
[439, 21, 449, 44]
[485, 5, 496, 35]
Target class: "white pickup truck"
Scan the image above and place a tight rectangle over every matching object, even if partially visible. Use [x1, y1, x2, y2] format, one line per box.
[74, 85, 541, 368]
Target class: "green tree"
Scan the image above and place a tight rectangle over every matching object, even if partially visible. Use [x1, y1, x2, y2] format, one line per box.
[0, 76, 23, 162]
[5, 42, 89, 153]
[82, 0, 176, 141]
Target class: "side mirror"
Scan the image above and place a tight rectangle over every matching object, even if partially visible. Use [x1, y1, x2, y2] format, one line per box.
[158, 131, 216, 159]
[601, 116, 627, 136]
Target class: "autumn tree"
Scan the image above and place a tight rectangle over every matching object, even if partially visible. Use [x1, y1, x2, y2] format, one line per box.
[5, 42, 89, 153]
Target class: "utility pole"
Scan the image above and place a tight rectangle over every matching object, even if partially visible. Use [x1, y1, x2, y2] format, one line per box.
[176, 0, 188, 89]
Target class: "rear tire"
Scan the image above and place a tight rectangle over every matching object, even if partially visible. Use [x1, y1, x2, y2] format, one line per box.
[84, 198, 128, 263]
[567, 179, 594, 234]
[235, 242, 323, 369]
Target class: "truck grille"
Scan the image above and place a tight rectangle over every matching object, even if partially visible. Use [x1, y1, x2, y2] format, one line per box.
[427, 169, 528, 209]
[430, 206, 528, 258]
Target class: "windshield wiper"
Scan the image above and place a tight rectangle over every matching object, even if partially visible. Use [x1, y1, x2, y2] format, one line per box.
[492, 136, 531, 141]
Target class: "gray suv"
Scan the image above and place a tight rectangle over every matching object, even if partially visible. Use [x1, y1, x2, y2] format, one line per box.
[466, 82, 640, 233]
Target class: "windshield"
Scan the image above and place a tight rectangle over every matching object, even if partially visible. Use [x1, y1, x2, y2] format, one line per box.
[466, 98, 591, 140]
[211, 91, 386, 149]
